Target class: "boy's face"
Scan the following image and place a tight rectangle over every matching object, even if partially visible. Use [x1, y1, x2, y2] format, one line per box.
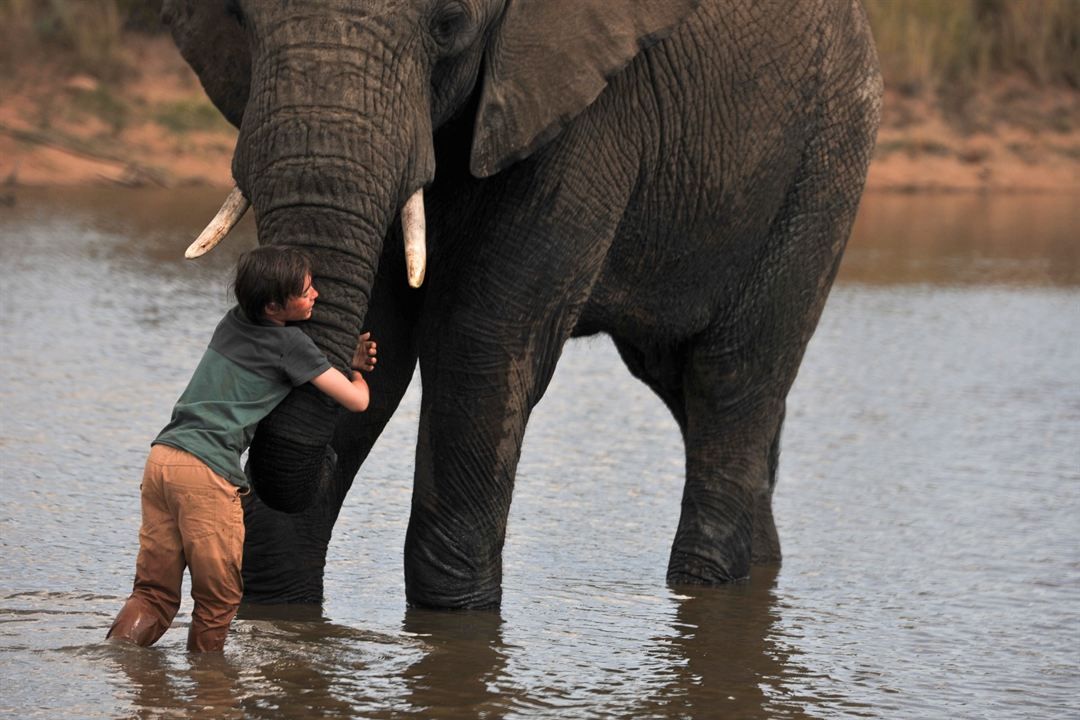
[264, 273, 318, 325]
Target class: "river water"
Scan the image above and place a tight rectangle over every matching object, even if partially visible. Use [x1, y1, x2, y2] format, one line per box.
[1, 189, 1077, 719]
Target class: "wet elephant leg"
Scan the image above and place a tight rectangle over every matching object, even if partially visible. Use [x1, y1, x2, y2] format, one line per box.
[667, 72, 875, 583]
[241, 468, 345, 604]
[614, 333, 780, 568]
[666, 341, 788, 585]
[403, 171, 628, 609]
[751, 402, 784, 565]
[614, 333, 783, 580]
[664, 226, 848, 585]
[403, 293, 585, 609]
[242, 261, 421, 604]
[667, 208, 861, 581]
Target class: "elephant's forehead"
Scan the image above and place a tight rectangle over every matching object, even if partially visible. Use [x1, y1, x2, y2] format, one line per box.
[249, 0, 423, 41]
[255, 0, 412, 16]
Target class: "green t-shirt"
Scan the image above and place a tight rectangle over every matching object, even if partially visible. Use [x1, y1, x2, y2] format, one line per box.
[153, 306, 332, 488]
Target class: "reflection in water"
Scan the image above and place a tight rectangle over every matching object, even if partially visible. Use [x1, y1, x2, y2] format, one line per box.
[843, 193, 1080, 286]
[401, 609, 508, 718]
[100, 603, 376, 719]
[101, 643, 245, 720]
[91, 602, 515, 719]
[639, 567, 816, 719]
[95, 605, 511, 719]
[230, 603, 395, 718]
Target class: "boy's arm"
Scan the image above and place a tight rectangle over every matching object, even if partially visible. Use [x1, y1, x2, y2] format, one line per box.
[311, 367, 369, 412]
[310, 332, 378, 412]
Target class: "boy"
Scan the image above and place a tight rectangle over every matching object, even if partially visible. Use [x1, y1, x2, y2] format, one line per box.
[106, 245, 376, 652]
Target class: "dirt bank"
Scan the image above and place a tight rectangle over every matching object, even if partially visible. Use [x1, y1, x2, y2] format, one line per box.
[2, 36, 1078, 193]
[870, 80, 1080, 193]
[0, 37, 234, 188]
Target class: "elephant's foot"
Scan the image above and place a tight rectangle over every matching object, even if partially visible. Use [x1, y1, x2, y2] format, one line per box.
[242, 571, 325, 605]
[404, 529, 503, 610]
[750, 494, 782, 565]
[667, 497, 780, 583]
[406, 587, 501, 611]
[404, 560, 503, 610]
[405, 583, 502, 610]
[665, 500, 751, 587]
[667, 544, 751, 586]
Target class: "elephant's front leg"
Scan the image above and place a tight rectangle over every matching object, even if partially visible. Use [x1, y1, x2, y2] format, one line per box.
[404, 310, 555, 609]
[402, 201, 617, 608]
[405, 105, 635, 607]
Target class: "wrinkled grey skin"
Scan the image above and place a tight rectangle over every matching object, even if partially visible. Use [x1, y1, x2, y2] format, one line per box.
[163, 0, 881, 609]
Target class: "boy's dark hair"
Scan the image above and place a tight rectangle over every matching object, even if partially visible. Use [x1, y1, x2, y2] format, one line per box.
[234, 245, 312, 321]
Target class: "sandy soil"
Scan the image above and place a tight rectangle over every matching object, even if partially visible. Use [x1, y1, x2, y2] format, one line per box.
[2, 36, 1078, 194]
[868, 83, 1080, 193]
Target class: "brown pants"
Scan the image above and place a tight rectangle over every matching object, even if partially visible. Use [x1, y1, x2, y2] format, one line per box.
[107, 444, 246, 652]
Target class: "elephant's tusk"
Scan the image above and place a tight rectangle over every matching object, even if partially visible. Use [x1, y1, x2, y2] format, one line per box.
[402, 187, 426, 288]
[185, 185, 250, 259]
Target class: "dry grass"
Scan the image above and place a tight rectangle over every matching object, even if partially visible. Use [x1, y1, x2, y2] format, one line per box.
[3, 0, 1077, 94]
[865, 0, 1080, 97]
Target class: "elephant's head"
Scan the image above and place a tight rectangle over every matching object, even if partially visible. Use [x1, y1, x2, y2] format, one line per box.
[164, 0, 699, 511]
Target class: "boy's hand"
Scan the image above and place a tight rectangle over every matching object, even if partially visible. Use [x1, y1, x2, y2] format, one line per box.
[351, 332, 377, 373]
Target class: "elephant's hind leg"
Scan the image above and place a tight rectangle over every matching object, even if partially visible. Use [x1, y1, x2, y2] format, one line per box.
[665, 337, 787, 585]
[751, 402, 783, 566]
[614, 334, 784, 582]
[665, 172, 860, 586]
[666, 44, 879, 584]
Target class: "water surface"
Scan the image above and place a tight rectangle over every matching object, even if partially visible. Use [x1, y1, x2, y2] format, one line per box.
[1, 189, 1078, 718]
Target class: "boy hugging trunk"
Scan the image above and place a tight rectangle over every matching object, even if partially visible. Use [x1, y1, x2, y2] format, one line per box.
[107, 246, 377, 652]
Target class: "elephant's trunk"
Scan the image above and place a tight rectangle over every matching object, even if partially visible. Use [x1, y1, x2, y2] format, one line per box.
[243, 186, 394, 512]
[229, 34, 434, 510]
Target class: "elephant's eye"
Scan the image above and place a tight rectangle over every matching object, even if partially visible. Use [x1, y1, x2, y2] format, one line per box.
[225, 0, 246, 28]
[430, 2, 473, 53]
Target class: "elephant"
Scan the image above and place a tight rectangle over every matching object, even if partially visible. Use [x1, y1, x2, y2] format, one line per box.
[162, 0, 882, 609]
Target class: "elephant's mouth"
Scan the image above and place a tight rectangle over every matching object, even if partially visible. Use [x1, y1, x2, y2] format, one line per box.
[185, 184, 428, 290]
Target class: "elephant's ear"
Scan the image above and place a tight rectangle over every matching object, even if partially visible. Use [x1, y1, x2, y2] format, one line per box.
[470, 0, 701, 178]
[161, 0, 251, 128]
